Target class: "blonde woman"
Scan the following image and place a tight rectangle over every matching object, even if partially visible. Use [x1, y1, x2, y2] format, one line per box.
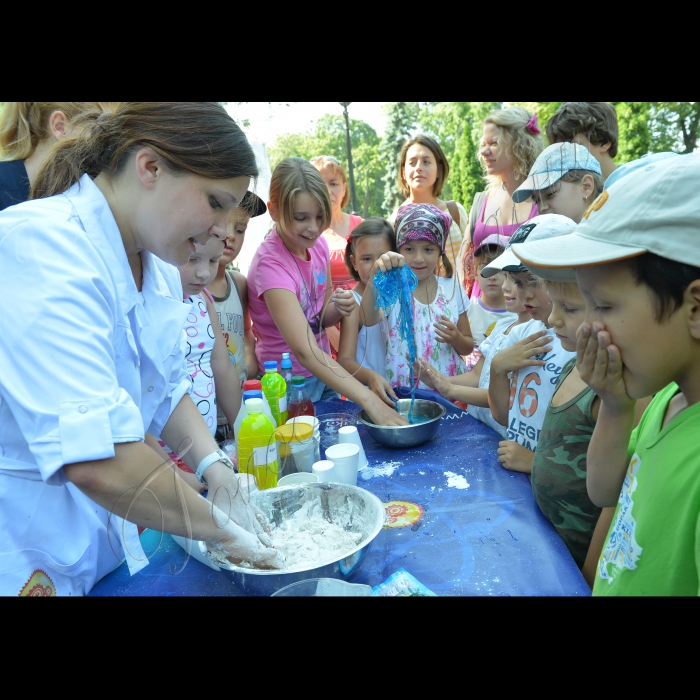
[460, 107, 543, 298]
[0, 102, 114, 210]
[390, 135, 466, 278]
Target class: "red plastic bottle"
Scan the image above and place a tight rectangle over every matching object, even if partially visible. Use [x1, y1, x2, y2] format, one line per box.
[288, 376, 315, 418]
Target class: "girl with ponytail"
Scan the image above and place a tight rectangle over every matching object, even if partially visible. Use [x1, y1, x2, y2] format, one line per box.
[0, 102, 282, 596]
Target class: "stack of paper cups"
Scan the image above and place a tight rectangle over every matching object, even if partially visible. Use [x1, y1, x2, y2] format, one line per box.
[324, 444, 360, 486]
[337, 425, 368, 471]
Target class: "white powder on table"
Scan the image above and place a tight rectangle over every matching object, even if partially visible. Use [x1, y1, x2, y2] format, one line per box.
[445, 471, 470, 490]
[360, 460, 402, 480]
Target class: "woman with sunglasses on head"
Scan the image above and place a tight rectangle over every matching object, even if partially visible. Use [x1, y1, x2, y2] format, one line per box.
[0, 102, 283, 596]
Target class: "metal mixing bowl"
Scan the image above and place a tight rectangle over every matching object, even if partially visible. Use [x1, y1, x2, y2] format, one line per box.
[208, 482, 385, 596]
[358, 398, 446, 448]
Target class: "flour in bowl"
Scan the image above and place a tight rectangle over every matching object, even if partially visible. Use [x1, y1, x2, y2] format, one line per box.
[270, 498, 364, 569]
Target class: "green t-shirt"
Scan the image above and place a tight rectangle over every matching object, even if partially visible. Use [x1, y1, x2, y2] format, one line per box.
[594, 383, 700, 596]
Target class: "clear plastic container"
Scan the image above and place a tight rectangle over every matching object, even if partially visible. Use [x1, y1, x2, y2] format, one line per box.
[274, 423, 318, 476]
[271, 578, 372, 597]
[316, 412, 357, 460]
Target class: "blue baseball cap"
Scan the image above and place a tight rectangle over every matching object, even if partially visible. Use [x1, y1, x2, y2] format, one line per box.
[513, 142, 602, 203]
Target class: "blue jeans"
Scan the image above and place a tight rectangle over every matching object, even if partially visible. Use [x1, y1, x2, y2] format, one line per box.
[304, 375, 340, 403]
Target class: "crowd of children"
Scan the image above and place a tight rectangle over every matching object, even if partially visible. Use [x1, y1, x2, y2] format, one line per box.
[3, 101, 698, 596]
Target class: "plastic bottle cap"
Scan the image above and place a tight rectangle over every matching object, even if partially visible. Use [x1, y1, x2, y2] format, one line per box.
[244, 398, 264, 412]
[242, 380, 262, 391]
[264, 361, 278, 372]
[291, 376, 306, 387]
[282, 352, 290, 359]
[243, 390, 263, 400]
[274, 423, 314, 443]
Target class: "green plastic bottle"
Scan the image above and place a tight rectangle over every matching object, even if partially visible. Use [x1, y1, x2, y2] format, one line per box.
[237, 398, 279, 491]
[261, 360, 288, 427]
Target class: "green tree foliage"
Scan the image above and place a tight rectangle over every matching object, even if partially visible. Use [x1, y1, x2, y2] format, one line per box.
[267, 114, 384, 217]
[267, 102, 700, 223]
[648, 102, 700, 153]
[613, 102, 652, 163]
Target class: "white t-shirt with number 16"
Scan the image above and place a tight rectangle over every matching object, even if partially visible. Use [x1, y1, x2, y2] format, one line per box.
[501, 321, 575, 451]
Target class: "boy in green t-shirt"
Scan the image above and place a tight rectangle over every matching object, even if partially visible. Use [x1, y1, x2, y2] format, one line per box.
[511, 153, 700, 596]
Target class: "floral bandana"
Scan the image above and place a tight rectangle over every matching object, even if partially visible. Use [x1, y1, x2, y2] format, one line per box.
[395, 203, 452, 253]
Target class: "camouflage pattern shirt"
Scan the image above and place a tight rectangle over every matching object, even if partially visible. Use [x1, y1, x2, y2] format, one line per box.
[531, 359, 601, 568]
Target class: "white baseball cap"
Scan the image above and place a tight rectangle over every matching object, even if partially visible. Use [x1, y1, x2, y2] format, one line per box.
[480, 214, 577, 279]
[511, 152, 700, 273]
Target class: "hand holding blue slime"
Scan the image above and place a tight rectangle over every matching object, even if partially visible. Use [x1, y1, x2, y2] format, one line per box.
[372, 265, 424, 424]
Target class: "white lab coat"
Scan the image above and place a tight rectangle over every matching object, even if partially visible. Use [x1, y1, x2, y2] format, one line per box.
[0, 175, 192, 596]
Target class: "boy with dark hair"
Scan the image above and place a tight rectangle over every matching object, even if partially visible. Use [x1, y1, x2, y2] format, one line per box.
[546, 102, 618, 182]
[512, 153, 700, 595]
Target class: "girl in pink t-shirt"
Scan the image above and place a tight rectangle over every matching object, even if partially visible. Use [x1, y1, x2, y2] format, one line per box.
[247, 158, 406, 426]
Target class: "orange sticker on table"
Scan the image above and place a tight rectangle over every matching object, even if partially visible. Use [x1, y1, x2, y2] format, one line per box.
[19, 569, 56, 597]
[383, 501, 424, 529]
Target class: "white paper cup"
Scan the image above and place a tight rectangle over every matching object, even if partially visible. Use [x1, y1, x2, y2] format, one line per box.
[324, 443, 360, 486]
[312, 460, 337, 483]
[337, 425, 368, 471]
[277, 472, 320, 487]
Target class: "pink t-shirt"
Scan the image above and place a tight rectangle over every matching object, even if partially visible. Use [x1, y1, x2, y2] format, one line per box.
[248, 228, 331, 377]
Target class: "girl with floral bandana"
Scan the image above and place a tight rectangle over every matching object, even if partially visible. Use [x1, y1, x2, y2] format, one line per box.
[362, 203, 474, 391]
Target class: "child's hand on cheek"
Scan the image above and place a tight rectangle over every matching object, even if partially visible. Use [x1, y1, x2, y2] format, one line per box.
[497, 441, 534, 473]
[577, 322, 634, 414]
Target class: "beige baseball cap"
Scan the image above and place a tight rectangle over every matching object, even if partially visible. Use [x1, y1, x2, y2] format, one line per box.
[511, 152, 700, 272]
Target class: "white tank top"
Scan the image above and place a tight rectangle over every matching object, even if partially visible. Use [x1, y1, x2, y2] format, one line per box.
[352, 289, 388, 377]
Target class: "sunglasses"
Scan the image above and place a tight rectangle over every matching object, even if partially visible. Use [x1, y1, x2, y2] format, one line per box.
[310, 155, 340, 165]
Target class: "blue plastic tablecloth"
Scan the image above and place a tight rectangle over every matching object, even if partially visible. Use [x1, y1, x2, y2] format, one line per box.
[90, 390, 589, 596]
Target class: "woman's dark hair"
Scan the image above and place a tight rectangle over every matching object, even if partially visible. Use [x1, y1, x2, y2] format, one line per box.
[31, 102, 258, 199]
[398, 135, 450, 199]
[624, 253, 700, 321]
[345, 217, 396, 281]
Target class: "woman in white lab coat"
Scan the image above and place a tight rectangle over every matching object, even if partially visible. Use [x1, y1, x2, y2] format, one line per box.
[0, 102, 281, 596]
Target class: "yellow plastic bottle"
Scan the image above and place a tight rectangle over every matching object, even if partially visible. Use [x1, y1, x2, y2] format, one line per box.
[237, 398, 279, 490]
[261, 360, 288, 427]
